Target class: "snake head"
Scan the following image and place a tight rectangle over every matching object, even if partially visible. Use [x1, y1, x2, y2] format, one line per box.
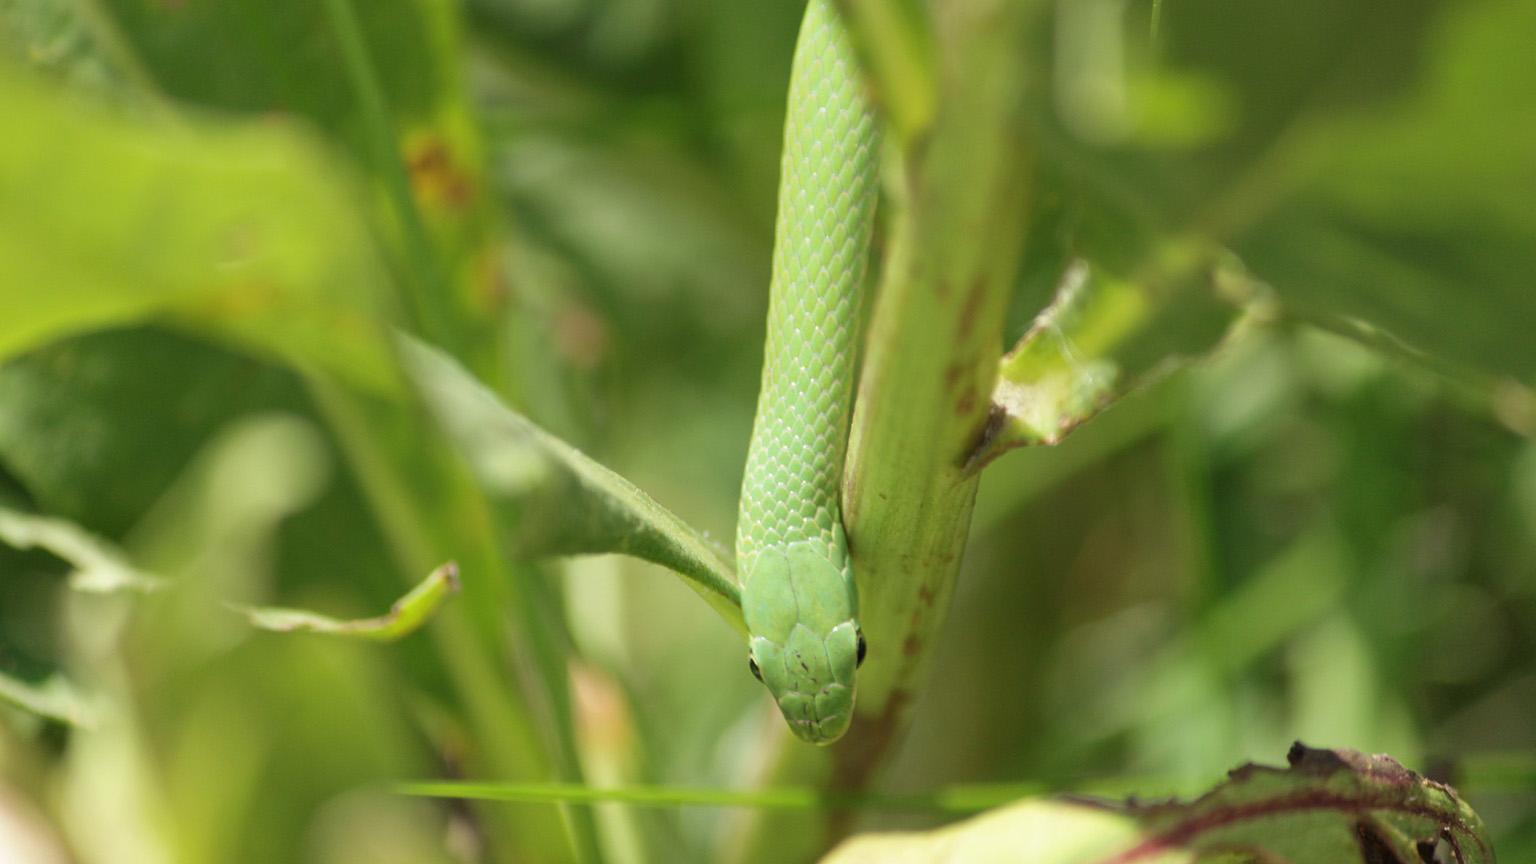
[741, 543, 862, 745]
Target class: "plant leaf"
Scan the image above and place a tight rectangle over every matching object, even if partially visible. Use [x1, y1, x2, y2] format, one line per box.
[0, 504, 134, 726]
[1035, 0, 1536, 383]
[0, 505, 161, 593]
[0, 666, 91, 727]
[234, 561, 460, 642]
[398, 335, 745, 635]
[0, 63, 396, 391]
[0, 0, 141, 99]
[95, 0, 498, 354]
[1224, 1, 1536, 383]
[821, 744, 1493, 864]
[393, 779, 1053, 812]
[971, 253, 1249, 469]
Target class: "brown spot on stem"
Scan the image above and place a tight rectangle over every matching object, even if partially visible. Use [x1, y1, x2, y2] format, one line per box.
[955, 277, 986, 342]
[961, 402, 1010, 474]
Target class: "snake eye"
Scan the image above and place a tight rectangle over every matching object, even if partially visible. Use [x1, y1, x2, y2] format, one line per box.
[856, 629, 867, 667]
[749, 656, 763, 681]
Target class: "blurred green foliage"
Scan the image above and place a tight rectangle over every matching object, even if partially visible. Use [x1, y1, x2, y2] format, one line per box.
[1, 0, 1534, 862]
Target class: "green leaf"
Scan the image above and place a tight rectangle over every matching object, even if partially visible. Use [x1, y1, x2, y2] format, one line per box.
[0, 666, 91, 727]
[822, 745, 1493, 864]
[234, 561, 459, 642]
[1230, 0, 1536, 381]
[972, 252, 1248, 468]
[93, 0, 499, 355]
[393, 779, 1051, 813]
[1039, 0, 1536, 382]
[398, 335, 745, 635]
[0, 505, 160, 593]
[0, 497, 134, 730]
[99, 0, 444, 139]
[0, 63, 396, 390]
[0, 328, 411, 659]
[0, 0, 146, 98]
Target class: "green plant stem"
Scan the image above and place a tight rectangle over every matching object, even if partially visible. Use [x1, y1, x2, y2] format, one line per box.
[305, 377, 581, 864]
[837, 0, 1036, 788]
[834, 0, 936, 144]
[320, 0, 458, 350]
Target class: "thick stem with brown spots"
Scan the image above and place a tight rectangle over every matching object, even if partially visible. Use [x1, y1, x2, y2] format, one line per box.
[835, 0, 1036, 797]
[728, 0, 1038, 859]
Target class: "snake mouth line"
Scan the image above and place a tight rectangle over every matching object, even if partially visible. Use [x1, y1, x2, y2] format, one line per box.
[784, 715, 852, 743]
[777, 682, 854, 743]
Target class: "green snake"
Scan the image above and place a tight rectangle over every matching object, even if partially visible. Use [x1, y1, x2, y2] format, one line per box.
[736, 0, 880, 745]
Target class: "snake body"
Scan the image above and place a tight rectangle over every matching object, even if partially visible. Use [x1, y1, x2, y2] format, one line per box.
[736, 0, 879, 745]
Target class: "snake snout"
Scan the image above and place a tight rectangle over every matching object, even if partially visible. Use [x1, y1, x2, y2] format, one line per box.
[777, 681, 854, 744]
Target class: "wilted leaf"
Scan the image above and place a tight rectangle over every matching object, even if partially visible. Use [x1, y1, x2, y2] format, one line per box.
[235, 561, 459, 642]
[399, 335, 744, 635]
[822, 744, 1492, 864]
[972, 253, 1249, 469]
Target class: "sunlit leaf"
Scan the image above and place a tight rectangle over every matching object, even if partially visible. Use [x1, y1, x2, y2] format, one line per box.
[0, 63, 396, 390]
